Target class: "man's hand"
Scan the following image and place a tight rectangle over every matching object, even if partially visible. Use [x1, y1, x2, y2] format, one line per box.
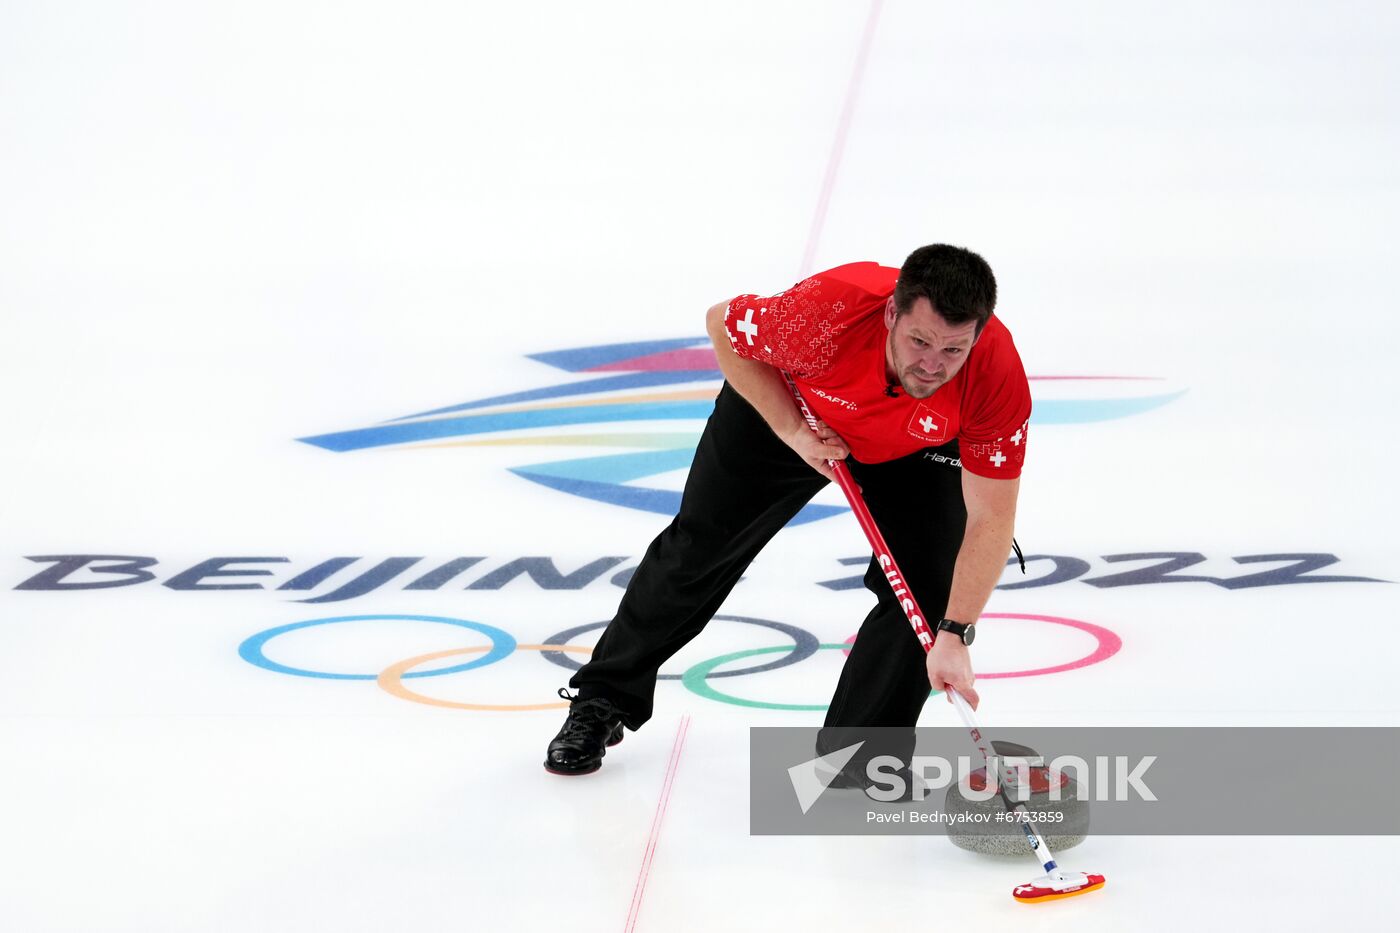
[927, 636, 979, 710]
[785, 420, 850, 481]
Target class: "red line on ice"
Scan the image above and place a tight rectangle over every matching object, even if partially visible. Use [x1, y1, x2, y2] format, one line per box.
[623, 715, 691, 933]
[798, 0, 885, 279]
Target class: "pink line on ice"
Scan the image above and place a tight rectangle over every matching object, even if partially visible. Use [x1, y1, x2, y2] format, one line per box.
[798, 0, 885, 279]
[623, 715, 691, 933]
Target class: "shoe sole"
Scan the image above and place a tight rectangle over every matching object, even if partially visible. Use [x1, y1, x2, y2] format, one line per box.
[543, 760, 602, 776]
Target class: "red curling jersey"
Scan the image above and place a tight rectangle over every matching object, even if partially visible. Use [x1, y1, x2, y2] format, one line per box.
[722, 262, 1031, 478]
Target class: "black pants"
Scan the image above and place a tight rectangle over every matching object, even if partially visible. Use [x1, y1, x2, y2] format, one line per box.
[570, 383, 967, 746]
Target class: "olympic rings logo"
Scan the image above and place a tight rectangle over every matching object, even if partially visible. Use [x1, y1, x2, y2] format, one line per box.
[238, 612, 1122, 712]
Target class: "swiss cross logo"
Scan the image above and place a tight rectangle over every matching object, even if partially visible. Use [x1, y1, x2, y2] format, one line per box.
[906, 404, 948, 443]
[964, 436, 1023, 472]
[736, 307, 760, 345]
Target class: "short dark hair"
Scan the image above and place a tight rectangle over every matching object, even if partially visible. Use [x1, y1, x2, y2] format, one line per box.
[892, 244, 997, 332]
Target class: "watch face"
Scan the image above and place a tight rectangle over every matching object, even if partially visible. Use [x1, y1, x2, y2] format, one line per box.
[962, 625, 976, 646]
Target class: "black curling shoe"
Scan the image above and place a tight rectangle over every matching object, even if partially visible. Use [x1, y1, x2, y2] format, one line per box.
[544, 689, 625, 775]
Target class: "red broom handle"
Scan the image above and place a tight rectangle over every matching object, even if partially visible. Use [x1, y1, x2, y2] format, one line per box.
[781, 371, 937, 653]
[783, 372, 1097, 888]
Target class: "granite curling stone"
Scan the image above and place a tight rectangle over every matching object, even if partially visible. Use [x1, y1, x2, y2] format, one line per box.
[945, 741, 1089, 855]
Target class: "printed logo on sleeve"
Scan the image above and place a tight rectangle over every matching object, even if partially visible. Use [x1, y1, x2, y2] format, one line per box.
[736, 306, 762, 345]
[963, 420, 1028, 471]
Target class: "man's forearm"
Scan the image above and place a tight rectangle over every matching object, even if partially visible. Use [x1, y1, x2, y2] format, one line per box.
[943, 513, 1016, 625]
[706, 304, 806, 441]
[927, 497, 1013, 709]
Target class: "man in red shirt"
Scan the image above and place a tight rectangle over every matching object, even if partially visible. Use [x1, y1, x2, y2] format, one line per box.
[545, 245, 1030, 776]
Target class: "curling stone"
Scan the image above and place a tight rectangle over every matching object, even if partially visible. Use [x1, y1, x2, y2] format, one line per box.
[945, 740, 1089, 855]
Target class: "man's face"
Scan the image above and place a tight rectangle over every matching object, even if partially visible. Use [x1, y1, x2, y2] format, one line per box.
[883, 296, 980, 399]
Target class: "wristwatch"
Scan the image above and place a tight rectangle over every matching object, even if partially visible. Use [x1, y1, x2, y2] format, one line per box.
[936, 618, 976, 646]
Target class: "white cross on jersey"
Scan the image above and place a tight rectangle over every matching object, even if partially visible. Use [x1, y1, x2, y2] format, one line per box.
[1011, 428, 1024, 446]
[737, 308, 760, 345]
[919, 416, 935, 433]
[990, 451, 1007, 467]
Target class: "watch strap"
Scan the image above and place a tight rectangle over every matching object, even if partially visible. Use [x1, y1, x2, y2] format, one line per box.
[936, 617, 975, 645]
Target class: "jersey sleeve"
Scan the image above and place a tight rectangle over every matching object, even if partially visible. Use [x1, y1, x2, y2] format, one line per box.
[958, 322, 1032, 479]
[722, 275, 844, 380]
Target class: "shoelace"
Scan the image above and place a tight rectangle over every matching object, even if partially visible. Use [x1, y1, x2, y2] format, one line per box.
[554, 688, 618, 738]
